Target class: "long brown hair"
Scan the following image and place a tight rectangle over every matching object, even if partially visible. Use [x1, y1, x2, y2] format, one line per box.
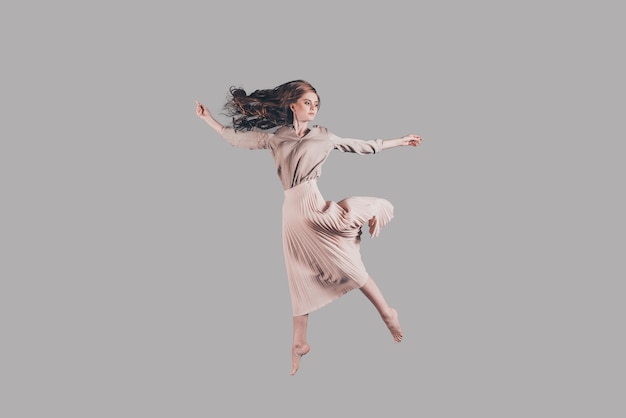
[224, 80, 320, 131]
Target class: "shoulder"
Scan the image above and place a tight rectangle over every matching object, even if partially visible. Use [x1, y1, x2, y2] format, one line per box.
[273, 125, 293, 136]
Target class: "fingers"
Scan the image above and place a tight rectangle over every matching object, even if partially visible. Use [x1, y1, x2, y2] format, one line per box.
[195, 99, 206, 116]
[405, 134, 423, 146]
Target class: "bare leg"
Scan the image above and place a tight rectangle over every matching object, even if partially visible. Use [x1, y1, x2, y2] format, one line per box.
[290, 314, 311, 375]
[360, 276, 403, 343]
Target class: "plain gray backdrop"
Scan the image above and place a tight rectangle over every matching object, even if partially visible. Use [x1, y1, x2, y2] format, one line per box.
[2, 1, 624, 417]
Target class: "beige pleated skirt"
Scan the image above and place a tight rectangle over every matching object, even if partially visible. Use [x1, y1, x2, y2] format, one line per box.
[282, 179, 394, 316]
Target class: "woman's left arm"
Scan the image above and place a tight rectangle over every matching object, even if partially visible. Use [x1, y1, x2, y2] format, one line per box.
[330, 132, 423, 154]
[380, 134, 423, 150]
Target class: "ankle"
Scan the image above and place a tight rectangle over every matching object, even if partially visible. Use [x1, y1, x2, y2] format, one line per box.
[380, 307, 396, 322]
[292, 342, 310, 355]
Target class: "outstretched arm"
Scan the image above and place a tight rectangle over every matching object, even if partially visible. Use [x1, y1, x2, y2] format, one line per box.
[380, 134, 423, 150]
[195, 99, 270, 150]
[330, 132, 424, 154]
[195, 99, 225, 133]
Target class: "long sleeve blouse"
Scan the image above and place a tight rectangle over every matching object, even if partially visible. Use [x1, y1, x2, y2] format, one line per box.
[220, 125, 383, 190]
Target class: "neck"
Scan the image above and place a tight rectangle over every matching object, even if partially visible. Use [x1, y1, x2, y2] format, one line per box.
[292, 119, 309, 137]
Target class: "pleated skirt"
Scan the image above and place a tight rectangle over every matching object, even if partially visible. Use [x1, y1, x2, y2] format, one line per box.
[282, 179, 394, 316]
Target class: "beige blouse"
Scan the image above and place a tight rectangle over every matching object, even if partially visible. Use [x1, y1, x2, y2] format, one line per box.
[220, 125, 383, 190]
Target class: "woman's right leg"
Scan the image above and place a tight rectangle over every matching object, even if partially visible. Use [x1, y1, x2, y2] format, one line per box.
[291, 314, 310, 375]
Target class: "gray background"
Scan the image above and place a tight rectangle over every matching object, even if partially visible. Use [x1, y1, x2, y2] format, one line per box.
[2, 1, 624, 417]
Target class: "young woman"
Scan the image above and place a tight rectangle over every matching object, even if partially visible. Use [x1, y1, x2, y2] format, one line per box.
[195, 80, 423, 375]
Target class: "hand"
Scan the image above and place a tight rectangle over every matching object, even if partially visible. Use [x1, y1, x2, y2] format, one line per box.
[401, 134, 423, 147]
[195, 99, 211, 120]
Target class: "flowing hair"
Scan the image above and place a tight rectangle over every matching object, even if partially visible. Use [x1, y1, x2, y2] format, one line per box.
[223, 80, 320, 131]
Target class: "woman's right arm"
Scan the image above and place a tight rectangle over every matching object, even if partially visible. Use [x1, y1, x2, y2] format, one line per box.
[196, 99, 225, 133]
[195, 100, 270, 150]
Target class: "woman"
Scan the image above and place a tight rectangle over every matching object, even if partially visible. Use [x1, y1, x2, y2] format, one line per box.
[195, 80, 422, 375]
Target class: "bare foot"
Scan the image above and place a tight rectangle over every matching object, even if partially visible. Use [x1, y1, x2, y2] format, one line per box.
[290, 343, 311, 375]
[383, 308, 403, 343]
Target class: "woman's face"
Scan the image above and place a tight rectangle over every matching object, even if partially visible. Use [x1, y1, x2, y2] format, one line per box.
[291, 92, 319, 123]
